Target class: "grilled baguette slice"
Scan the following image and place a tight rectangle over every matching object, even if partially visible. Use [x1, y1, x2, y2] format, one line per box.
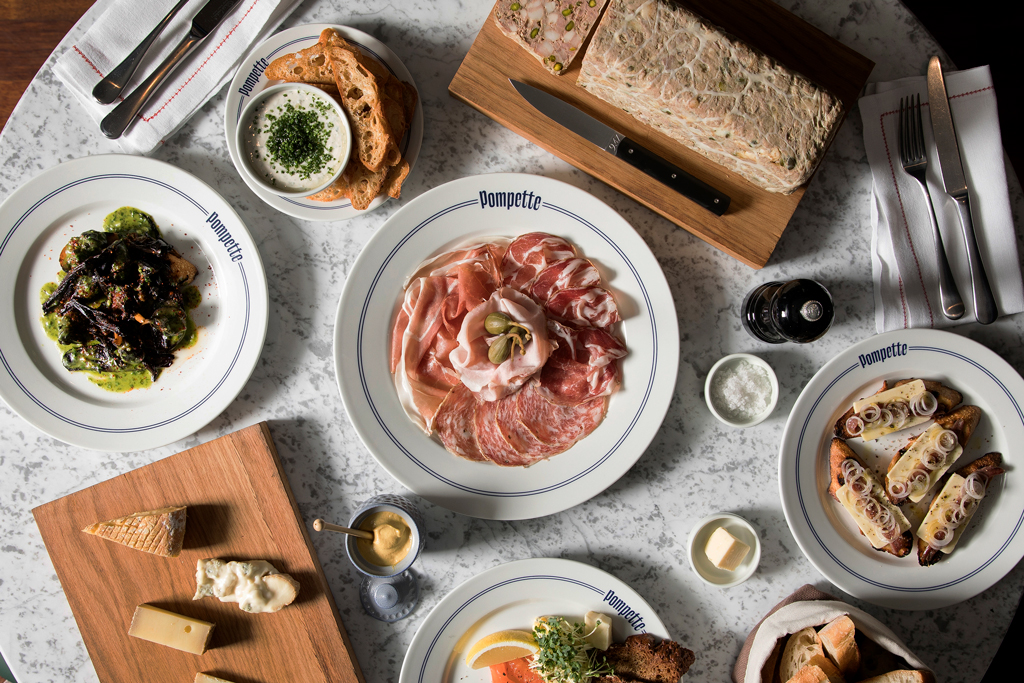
[828, 439, 913, 557]
[834, 379, 962, 439]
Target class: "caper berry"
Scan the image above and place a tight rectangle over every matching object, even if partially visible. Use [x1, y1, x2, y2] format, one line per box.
[485, 312, 514, 335]
[489, 335, 512, 365]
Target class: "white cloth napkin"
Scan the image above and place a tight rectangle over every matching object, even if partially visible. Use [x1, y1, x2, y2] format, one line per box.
[859, 66, 1023, 332]
[54, 0, 301, 155]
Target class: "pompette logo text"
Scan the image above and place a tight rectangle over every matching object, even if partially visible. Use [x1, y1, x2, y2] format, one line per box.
[478, 190, 542, 210]
[237, 58, 269, 97]
[206, 212, 244, 262]
[603, 590, 646, 632]
[858, 342, 908, 368]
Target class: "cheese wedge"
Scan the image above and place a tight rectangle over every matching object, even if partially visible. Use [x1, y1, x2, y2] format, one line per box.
[887, 424, 962, 503]
[853, 380, 929, 440]
[128, 604, 214, 655]
[836, 468, 911, 549]
[918, 474, 973, 552]
[82, 506, 186, 557]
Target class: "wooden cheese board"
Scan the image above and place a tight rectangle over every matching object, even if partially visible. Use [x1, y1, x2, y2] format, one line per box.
[33, 423, 364, 683]
[449, 0, 875, 268]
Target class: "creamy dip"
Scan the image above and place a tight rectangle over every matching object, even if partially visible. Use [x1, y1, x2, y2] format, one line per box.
[356, 510, 413, 568]
[245, 88, 348, 192]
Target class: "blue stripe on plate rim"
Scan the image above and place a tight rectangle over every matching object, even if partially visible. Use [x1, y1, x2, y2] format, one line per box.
[233, 32, 407, 211]
[416, 574, 650, 683]
[356, 198, 657, 497]
[794, 344, 1024, 591]
[0, 173, 251, 433]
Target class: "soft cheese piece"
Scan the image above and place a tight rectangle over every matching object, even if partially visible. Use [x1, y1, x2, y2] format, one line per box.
[82, 505, 186, 557]
[704, 526, 750, 570]
[196, 675, 236, 683]
[128, 604, 214, 655]
[886, 423, 963, 502]
[194, 559, 300, 613]
[584, 611, 613, 650]
[853, 380, 929, 440]
[918, 474, 971, 552]
[836, 479, 911, 549]
[577, 0, 844, 194]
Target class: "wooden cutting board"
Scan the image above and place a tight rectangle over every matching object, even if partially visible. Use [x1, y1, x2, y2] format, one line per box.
[32, 423, 364, 683]
[449, 0, 874, 268]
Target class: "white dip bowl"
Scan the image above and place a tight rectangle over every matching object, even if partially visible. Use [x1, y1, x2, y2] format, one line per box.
[704, 352, 779, 428]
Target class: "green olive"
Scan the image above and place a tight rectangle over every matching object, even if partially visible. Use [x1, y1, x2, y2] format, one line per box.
[488, 335, 512, 365]
[485, 312, 514, 335]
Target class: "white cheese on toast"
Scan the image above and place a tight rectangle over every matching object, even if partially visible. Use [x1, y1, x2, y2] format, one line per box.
[836, 469, 911, 549]
[887, 423, 962, 503]
[853, 380, 929, 440]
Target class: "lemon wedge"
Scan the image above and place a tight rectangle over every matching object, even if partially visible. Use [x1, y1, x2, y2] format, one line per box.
[464, 629, 539, 669]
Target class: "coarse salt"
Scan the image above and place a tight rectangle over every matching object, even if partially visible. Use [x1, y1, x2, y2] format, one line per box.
[710, 359, 772, 422]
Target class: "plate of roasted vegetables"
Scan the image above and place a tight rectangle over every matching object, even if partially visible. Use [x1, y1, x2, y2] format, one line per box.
[400, 558, 693, 683]
[0, 154, 268, 451]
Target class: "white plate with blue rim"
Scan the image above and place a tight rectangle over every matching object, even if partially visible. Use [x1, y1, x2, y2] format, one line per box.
[224, 24, 424, 221]
[333, 173, 679, 520]
[779, 328, 1024, 610]
[0, 154, 269, 452]
[399, 558, 672, 683]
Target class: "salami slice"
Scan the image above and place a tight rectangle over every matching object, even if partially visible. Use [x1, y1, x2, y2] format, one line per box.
[434, 384, 486, 462]
[546, 286, 621, 328]
[530, 258, 602, 302]
[495, 394, 561, 461]
[501, 233, 576, 291]
[516, 381, 608, 450]
[475, 398, 536, 466]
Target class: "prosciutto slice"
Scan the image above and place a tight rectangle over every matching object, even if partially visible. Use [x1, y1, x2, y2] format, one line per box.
[546, 286, 621, 328]
[541, 321, 627, 405]
[530, 258, 601, 302]
[450, 287, 551, 401]
[501, 233, 576, 291]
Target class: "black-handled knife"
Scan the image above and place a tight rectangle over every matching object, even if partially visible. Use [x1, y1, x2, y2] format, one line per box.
[510, 79, 730, 216]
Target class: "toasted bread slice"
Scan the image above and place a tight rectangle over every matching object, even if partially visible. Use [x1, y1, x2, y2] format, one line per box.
[884, 404, 982, 504]
[82, 505, 186, 557]
[780, 627, 824, 683]
[834, 379, 962, 439]
[326, 42, 394, 172]
[917, 452, 1004, 566]
[816, 615, 860, 675]
[785, 665, 829, 683]
[264, 30, 346, 83]
[858, 671, 935, 683]
[828, 439, 913, 557]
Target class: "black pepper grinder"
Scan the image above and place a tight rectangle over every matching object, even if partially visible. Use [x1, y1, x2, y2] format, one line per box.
[742, 279, 834, 344]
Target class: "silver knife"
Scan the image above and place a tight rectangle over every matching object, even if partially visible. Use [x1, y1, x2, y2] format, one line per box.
[926, 56, 997, 324]
[101, 0, 243, 139]
[510, 79, 730, 216]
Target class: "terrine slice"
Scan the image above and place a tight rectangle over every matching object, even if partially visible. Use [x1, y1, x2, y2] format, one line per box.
[494, 0, 609, 75]
[577, 0, 844, 194]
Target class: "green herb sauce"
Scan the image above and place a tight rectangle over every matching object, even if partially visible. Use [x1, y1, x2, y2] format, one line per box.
[102, 207, 160, 238]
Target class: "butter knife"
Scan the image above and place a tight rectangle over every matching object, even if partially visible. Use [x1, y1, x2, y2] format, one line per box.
[510, 79, 730, 216]
[101, 0, 243, 139]
[926, 56, 997, 324]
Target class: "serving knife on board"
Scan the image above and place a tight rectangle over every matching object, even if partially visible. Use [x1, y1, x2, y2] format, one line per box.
[101, 0, 243, 139]
[510, 79, 731, 216]
[926, 56, 997, 324]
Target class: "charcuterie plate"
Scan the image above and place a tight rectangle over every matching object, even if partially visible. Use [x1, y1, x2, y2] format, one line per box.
[779, 329, 1024, 610]
[333, 173, 678, 519]
[399, 558, 670, 683]
[0, 155, 268, 451]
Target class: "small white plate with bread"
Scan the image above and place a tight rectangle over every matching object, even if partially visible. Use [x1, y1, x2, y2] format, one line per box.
[779, 328, 1024, 610]
[224, 24, 423, 221]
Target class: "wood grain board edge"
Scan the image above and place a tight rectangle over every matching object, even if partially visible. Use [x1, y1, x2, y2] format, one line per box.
[449, 0, 875, 269]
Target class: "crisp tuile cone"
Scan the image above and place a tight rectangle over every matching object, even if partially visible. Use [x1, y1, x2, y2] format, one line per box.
[82, 506, 186, 557]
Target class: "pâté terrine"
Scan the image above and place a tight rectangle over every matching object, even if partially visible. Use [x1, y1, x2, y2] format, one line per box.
[494, 0, 610, 75]
[577, 0, 844, 194]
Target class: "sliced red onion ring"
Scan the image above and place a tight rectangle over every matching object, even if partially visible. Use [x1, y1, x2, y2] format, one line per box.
[861, 403, 881, 423]
[964, 473, 987, 500]
[841, 459, 863, 482]
[849, 474, 870, 496]
[922, 449, 945, 471]
[909, 471, 930, 493]
[878, 408, 894, 428]
[876, 507, 895, 530]
[936, 429, 958, 454]
[888, 479, 909, 499]
[890, 402, 910, 428]
[960, 495, 979, 518]
[845, 415, 865, 436]
[912, 391, 938, 416]
[929, 527, 954, 548]
[941, 505, 966, 527]
[860, 497, 882, 520]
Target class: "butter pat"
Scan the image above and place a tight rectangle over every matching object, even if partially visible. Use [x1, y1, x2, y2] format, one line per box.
[128, 604, 214, 655]
[196, 674, 236, 683]
[704, 526, 750, 571]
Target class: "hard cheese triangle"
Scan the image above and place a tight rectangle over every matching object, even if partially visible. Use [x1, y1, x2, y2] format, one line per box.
[82, 506, 186, 557]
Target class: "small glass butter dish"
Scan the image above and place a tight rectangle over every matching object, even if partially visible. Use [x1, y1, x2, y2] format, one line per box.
[688, 512, 761, 588]
[704, 353, 779, 428]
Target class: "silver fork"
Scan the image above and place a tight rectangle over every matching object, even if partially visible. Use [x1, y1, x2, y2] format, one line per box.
[898, 94, 964, 320]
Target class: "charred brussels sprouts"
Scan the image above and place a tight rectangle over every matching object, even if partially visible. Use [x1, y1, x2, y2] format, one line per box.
[151, 301, 188, 349]
[59, 230, 108, 271]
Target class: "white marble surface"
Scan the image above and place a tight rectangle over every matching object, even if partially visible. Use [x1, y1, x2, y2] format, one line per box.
[1, 1, 1023, 682]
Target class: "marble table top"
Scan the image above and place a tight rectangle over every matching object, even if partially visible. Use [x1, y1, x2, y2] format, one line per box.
[2, 1, 1023, 682]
